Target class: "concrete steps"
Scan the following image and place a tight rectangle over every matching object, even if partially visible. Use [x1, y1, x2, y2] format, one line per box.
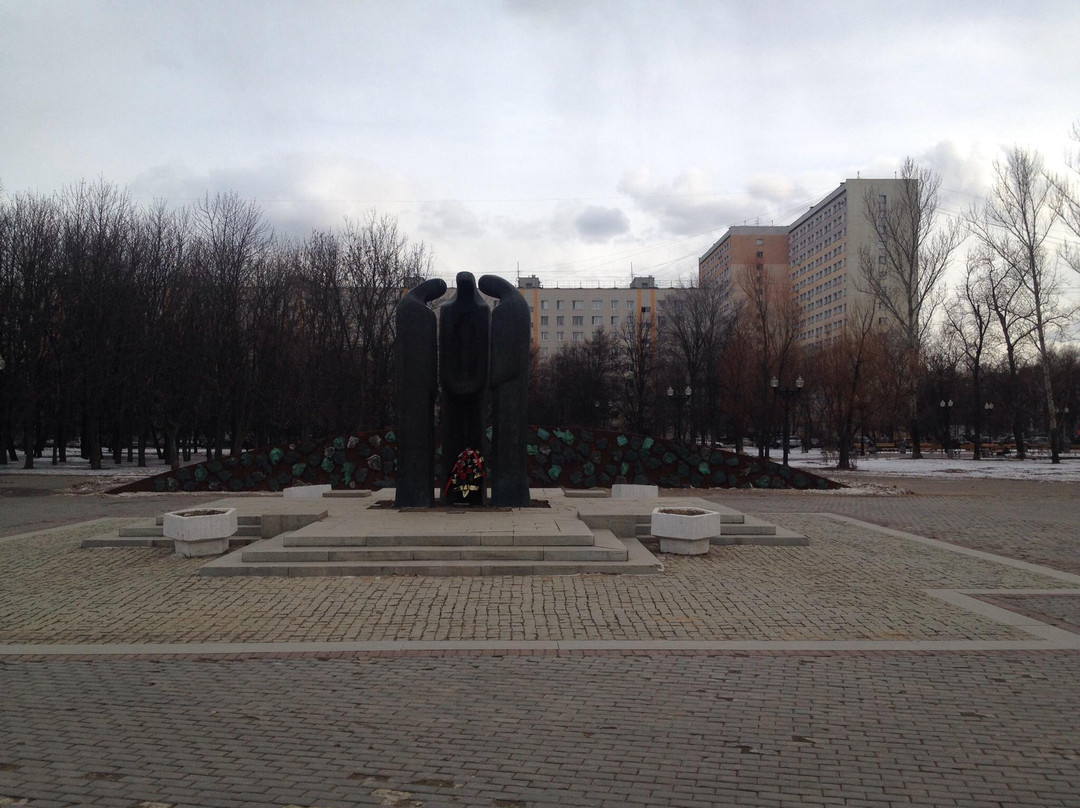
[242, 529, 629, 564]
[632, 512, 808, 547]
[201, 531, 661, 577]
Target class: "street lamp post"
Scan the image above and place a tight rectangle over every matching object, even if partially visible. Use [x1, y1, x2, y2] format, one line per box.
[979, 401, 994, 459]
[940, 399, 953, 456]
[667, 385, 691, 444]
[771, 375, 804, 467]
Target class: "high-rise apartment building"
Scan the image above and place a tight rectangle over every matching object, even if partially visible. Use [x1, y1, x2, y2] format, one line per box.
[698, 226, 789, 315]
[789, 177, 912, 347]
[699, 177, 915, 348]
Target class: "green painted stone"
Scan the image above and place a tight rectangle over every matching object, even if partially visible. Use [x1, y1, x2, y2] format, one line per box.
[486, 426, 493, 441]
[194, 465, 207, 482]
[240, 452, 253, 467]
[269, 448, 284, 464]
[662, 452, 676, 464]
[616, 435, 628, 447]
[726, 456, 740, 467]
[384, 431, 396, 443]
[620, 461, 630, 476]
[536, 428, 550, 441]
[754, 475, 771, 488]
[321, 457, 334, 473]
[333, 437, 345, 450]
[642, 437, 654, 450]
[557, 429, 574, 446]
[583, 462, 595, 476]
[526, 444, 538, 456]
[369, 434, 382, 448]
[698, 462, 709, 475]
[292, 462, 307, 477]
[548, 465, 562, 480]
[176, 467, 191, 482]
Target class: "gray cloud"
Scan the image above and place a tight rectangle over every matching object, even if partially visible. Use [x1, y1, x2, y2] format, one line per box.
[418, 201, 485, 240]
[573, 205, 630, 243]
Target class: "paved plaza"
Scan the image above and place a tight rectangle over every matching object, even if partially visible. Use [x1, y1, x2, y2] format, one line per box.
[1, 473, 1078, 806]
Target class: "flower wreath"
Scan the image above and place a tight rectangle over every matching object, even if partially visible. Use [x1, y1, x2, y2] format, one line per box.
[444, 447, 485, 500]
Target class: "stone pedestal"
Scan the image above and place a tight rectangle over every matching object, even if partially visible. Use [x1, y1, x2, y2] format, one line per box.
[163, 508, 237, 557]
[612, 483, 659, 499]
[650, 506, 718, 555]
[284, 484, 332, 500]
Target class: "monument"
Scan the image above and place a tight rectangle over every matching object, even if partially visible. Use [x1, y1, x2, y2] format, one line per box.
[393, 277, 447, 507]
[394, 271, 532, 508]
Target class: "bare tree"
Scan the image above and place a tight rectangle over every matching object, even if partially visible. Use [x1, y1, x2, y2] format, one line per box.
[659, 282, 737, 445]
[968, 147, 1073, 463]
[858, 159, 963, 459]
[1051, 121, 1080, 276]
[736, 264, 801, 457]
[339, 211, 433, 430]
[613, 310, 658, 435]
[1, 192, 62, 468]
[944, 258, 996, 459]
[812, 303, 878, 470]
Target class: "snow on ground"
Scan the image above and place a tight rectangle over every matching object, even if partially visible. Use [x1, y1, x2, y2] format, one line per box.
[1, 451, 1079, 484]
[789, 451, 1080, 482]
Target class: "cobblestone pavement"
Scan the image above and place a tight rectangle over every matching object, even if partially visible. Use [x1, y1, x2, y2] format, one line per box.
[1, 515, 1071, 645]
[1, 652, 1078, 807]
[2, 478, 1079, 807]
[703, 477, 1080, 575]
[978, 594, 1080, 633]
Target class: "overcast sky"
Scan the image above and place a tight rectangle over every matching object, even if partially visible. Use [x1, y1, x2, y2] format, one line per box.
[2, 0, 1079, 293]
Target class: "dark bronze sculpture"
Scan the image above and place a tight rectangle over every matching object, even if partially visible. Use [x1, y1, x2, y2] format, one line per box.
[438, 272, 490, 504]
[393, 270, 531, 508]
[393, 277, 446, 507]
[479, 275, 531, 507]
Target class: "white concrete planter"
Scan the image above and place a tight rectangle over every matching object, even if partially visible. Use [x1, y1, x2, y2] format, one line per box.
[650, 506, 719, 555]
[163, 508, 237, 557]
[283, 484, 332, 500]
[612, 483, 659, 499]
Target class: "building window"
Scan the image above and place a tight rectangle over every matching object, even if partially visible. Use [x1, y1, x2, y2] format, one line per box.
[540, 347, 549, 357]
[556, 315, 564, 325]
[540, 300, 549, 310]
[592, 316, 601, 325]
[572, 300, 583, 310]
[572, 331, 583, 342]
[540, 331, 549, 341]
[610, 316, 619, 326]
[572, 316, 583, 325]
[592, 300, 602, 310]
[756, 251, 763, 258]
[540, 315, 549, 326]
[611, 300, 619, 309]
[626, 300, 634, 310]
[756, 238, 764, 246]
[556, 300, 564, 310]
[641, 306, 651, 314]
[556, 331, 564, 341]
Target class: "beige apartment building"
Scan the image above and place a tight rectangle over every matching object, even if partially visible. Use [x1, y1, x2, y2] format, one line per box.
[699, 177, 915, 348]
[515, 275, 676, 357]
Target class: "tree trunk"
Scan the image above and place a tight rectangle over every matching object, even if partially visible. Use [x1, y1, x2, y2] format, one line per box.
[22, 421, 34, 469]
